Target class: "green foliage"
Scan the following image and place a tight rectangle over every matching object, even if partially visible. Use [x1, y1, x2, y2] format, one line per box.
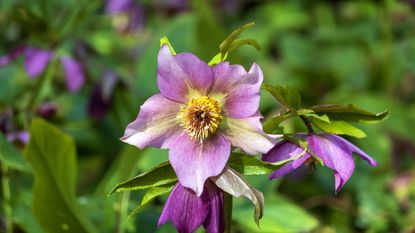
[262, 83, 301, 110]
[24, 118, 98, 233]
[309, 118, 367, 138]
[0, 133, 31, 172]
[311, 104, 389, 123]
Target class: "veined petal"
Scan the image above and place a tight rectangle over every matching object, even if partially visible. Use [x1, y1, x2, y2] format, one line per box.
[202, 181, 225, 233]
[158, 183, 209, 233]
[24, 47, 53, 78]
[328, 134, 378, 166]
[223, 115, 279, 155]
[168, 132, 231, 196]
[157, 45, 213, 103]
[121, 94, 182, 149]
[308, 134, 355, 192]
[60, 57, 85, 92]
[211, 63, 263, 118]
[262, 140, 311, 179]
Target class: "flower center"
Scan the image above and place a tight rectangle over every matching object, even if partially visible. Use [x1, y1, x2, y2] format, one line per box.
[178, 96, 223, 141]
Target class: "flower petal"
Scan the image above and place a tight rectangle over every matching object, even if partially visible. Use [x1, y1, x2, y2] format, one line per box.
[24, 47, 53, 78]
[328, 134, 378, 166]
[105, 0, 133, 13]
[211, 62, 263, 118]
[223, 115, 279, 155]
[121, 94, 182, 149]
[157, 45, 213, 103]
[308, 134, 355, 192]
[202, 181, 225, 233]
[262, 140, 312, 179]
[60, 57, 85, 92]
[168, 132, 231, 196]
[158, 183, 209, 233]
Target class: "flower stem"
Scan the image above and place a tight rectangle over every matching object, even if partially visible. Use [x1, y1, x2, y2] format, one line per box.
[299, 115, 314, 133]
[224, 192, 233, 233]
[1, 164, 13, 233]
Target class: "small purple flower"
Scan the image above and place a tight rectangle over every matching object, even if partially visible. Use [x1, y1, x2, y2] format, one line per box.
[262, 133, 378, 192]
[158, 180, 224, 233]
[88, 70, 118, 120]
[0, 46, 85, 92]
[105, 0, 144, 33]
[122, 45, 278, 195]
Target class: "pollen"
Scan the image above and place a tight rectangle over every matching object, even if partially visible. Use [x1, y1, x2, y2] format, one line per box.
[178, 96, 223, 141]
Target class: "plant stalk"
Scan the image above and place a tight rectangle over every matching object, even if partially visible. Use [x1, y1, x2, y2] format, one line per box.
[224, 192, 233, 233]
[299, 115, 314, 133]
[1, 164, 13, 233]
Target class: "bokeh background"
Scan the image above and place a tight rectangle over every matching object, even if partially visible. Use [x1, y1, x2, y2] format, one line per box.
[1, 0, 415, 232]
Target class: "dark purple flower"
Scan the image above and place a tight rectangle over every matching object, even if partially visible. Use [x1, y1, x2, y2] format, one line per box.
[88, 70, 118, 120]
[158, 180, 224, 233]
[36, 102, 58, 119]
[121, 45, 278, 195]
[106, 0, 144, 32]
[262, 133, 378, 192]
[0, 46, 85, 92]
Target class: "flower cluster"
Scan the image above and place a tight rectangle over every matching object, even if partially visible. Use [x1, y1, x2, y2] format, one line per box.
[117, 38, 382, 233]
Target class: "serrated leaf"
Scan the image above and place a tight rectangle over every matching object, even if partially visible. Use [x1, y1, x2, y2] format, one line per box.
[24, 118, 98, 233]
[309, 118, 366, 138]
[262, 83, 301, 109]
[219, 22, 255, 59]
[311, 104, 389, 123]
[0, 133, 31, 172]
[227, 153, 302, 176]
[213, 167, 264, 226]
[160, 36, 176, 55]
[110, 162, 177, 195]
[129, 183, 175, 218]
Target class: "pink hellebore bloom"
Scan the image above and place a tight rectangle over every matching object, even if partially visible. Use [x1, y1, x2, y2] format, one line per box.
[262, 133, 378, 192]
[122, 45, 277, 196]
[158, 180, 224, 233]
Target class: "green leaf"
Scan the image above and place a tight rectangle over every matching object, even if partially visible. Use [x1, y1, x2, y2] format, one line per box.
[109, 162, 177, 195]
[129, 183, 175, 218]
[309, 118, 367, 138]
[227, 153, 302, 176]
[208, 52, 228, 66]
[219, 22, 255, 59]
[159, 36, 176, 55]
[24, 118, 98, 233]
[213, 167, 264, 226]
[263, 110, 295, 133]
[262, 83, 301, 109]
[311, 104, 389, 123]
[0, 133, 31, 172]
[228, 38, 261, 53]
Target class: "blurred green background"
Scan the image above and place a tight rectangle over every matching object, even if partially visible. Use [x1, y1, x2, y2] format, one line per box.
[1, 0, 415, 232]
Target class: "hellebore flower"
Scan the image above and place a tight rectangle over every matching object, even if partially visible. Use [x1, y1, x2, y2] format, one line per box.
[158, 180, 224, 233]
[262, 133, 378, 192]
[106, 0, 144, 33]
[122, 45, 277, 195]
[0, 46, 85, 92]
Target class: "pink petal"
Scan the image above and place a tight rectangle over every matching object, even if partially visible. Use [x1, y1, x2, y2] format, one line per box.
[60, 57, 85, 92]
[24, 47, 53, 78]
[121, 94, 182, 149]
[223, 115, 279, 155]
[308, 134, 356, 192]
[202, 181, 225, 233]
[158, 183, 209, 233]
[157, 45, 213, 103]
[211, 62, 263, 118]
[262, 140, 312, 179]
[168, 132, 231, 196]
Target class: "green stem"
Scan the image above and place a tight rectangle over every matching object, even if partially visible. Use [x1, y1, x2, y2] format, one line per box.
[116, 188, 130, 233]
[1, 164, 13, 233]
[224, 193, 233, 233]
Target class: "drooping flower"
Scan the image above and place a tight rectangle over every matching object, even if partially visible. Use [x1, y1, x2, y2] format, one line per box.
[158, 180, 224, 233]
[0, 46, 85, 92]
[262, 133, 378, 192]
[122, 45, 277, 195]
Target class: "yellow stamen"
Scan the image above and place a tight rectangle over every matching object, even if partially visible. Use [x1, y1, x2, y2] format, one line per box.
[178, 96, 223, 141]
